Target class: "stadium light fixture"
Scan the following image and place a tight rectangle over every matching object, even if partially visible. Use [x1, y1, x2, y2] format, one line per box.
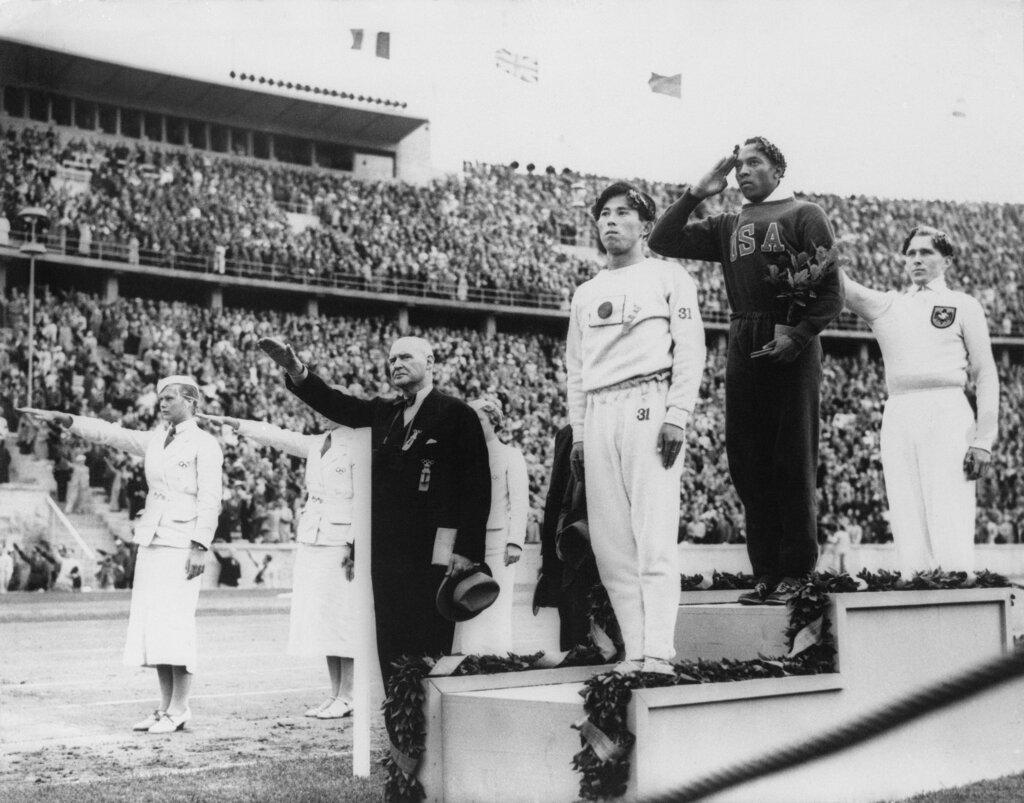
[16, 207, 49, 408]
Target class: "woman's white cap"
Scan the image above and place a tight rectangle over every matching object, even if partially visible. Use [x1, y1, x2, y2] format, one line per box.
[156, 375, 201, 394]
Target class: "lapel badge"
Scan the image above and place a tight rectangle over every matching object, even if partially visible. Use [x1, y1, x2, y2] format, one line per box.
[402, 429, 421, 451]
[930, 305, 956, 329]
[419, 459, 434, 492]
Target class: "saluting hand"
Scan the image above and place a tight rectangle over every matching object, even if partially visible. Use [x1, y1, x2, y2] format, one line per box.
[258, 337, 304, 378]
[691, 147, 740, 200]
[17, 408, 72, 427]
[196, 413, 241, 432]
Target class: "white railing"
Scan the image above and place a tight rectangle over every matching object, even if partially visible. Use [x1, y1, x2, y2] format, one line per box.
[44, 494, 96, 562]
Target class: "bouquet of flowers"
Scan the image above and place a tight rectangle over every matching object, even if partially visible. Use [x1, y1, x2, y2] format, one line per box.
[764, 242, 845, 326]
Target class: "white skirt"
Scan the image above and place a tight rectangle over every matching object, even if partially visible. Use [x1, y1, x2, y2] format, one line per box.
[124, 544, 202, 673]
[452, 533, 518, 656]
[288, 543, 355, 658]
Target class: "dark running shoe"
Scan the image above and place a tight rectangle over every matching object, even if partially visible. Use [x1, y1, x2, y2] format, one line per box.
[737, 581, 772, 605]
[764, 577, 802, 606]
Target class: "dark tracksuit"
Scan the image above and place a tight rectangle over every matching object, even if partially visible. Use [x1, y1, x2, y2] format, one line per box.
[287, 371, 490, 682]
[649, 190, 842, 583]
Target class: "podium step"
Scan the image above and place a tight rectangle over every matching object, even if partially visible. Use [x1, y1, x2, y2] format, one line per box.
[675, 602, 790, 662]
[422, 589, 1019, 802]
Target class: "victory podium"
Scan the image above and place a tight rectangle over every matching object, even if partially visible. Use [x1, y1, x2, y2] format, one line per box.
[416, 588, 1023, 802]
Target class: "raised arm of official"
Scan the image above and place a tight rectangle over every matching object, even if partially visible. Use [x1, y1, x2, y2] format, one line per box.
[285, 370, 375, 429]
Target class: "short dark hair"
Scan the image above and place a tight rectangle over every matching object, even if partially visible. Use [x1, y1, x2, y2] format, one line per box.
[901, 225, 955, 258]
[743, 136, 787, 177]
[591, 182, 657, 223]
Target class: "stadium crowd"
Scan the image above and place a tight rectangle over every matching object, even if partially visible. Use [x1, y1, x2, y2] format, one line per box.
[2, 122, 1023, 331]
[3, 288, 1023, 564]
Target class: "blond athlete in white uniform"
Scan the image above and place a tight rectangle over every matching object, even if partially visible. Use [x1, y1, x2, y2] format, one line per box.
[21, 376, 222, 733]
[842, 226, 998, 575]
[566, 182, 706, 675]
[200, 413, 361, 719]
[453, 398, 528, 655]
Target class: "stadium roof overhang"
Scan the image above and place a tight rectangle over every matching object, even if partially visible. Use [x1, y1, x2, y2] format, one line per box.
[0, 38, 427, 146]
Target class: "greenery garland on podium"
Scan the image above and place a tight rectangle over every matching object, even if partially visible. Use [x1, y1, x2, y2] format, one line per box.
[572, 568, 1010, 800]
[380, 569, 1009, 801]
[382, 646, 607, 802]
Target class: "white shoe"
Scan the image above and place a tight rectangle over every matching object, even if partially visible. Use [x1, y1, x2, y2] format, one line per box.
[148, 708, 191, 734]
[304, 698, 335, 717]
[316, 698, 354, 719]
[132, 709, 165, 731]
[641, 657, 676, 676]
[612, 659, 643, 676]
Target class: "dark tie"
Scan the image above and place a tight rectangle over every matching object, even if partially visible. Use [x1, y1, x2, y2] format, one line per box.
[386, 396, 415, 444]
[320, 431, 332, 457]
[163, 427, 176, 449]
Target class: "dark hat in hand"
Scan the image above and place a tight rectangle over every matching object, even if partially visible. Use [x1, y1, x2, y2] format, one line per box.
[436, 563, 500, 622]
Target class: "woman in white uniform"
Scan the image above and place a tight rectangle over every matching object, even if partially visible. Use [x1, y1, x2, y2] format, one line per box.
[200, 413, 358, 719]
[21, 375, 222, 733]
[452, 398, 528, 655]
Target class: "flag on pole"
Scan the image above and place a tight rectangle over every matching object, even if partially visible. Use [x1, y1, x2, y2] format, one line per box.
[496, 48, 539, 83]
[351, 29, 390, 59]
[648, 72, 682, 98]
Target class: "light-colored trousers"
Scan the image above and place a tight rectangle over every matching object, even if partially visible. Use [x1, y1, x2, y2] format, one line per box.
[584, 378, 683, 662]
[881, 388, 977, 575]
[452, 528, 517, 655]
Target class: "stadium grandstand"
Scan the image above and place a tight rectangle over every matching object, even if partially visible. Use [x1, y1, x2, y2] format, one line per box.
[3, 3, 1024, 799]
[2, 31, 1024, 565]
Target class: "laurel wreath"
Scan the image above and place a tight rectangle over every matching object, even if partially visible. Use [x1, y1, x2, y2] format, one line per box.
[764, 242, 844, 325]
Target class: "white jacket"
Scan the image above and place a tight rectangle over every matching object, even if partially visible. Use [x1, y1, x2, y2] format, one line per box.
[238, 421, 357, 547]
[69, 416, 223, 549]
[484, 441, 529, 553]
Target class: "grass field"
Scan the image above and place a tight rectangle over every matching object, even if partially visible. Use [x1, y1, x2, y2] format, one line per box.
[3, 587, 1022, 802]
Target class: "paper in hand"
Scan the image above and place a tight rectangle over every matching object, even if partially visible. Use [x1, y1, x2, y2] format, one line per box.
[431, 527, 457, 566]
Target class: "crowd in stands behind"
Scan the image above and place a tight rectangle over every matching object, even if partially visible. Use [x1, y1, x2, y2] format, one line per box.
[3, 289, 1023, 586]
[2, 122, 1023, 331]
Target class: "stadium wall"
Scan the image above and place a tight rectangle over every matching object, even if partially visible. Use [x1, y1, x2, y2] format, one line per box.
[192, 542, 1024, 591]
[3, 248, 1024, 355]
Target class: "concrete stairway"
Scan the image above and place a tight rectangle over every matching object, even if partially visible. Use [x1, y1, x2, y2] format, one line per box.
[64, 493, 122, 559]
[89, 495, 134, 544]
[3, 438, 126, 561]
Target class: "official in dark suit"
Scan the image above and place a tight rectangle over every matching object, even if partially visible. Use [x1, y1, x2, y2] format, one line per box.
[538, 425, 574, 649]
[259, 335, 491, 683]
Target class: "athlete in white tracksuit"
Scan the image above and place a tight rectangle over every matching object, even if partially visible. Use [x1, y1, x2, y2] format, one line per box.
[842, 226, 998, 575]
[566, 183, 706, 672]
